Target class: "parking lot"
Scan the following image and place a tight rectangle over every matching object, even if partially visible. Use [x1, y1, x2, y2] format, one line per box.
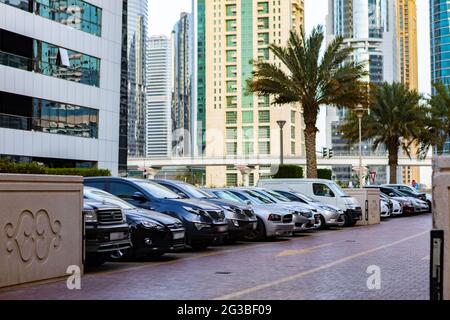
[0, 213, 430, 300]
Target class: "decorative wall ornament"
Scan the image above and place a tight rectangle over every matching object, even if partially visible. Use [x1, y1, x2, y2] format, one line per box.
[5, 209, 62, 264]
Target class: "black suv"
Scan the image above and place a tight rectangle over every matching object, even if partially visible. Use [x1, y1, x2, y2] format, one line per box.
[84, 187, 185, 259]
[83, 200, 131, 266]
[84, 177, 228, 250]
[154, 179, 258, 243]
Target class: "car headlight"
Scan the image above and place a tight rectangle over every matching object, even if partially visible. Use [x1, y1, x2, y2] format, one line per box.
[232, 219, 240, 227]
[83, 210, 97, 223]
[268, 214, 282, 222]
[140, 220, 159, 229]
[300, 211, 312, 218]
[221, 205, 236, 213]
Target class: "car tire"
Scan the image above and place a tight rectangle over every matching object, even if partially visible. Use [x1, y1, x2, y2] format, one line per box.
[317, 215, 328, 230]
[244, 218, 266, 241]
[342, 213, 352, 227]
[427, 201, 432, 213]
[146, 251, 165, 259]
[190, 241, 211, 251]
[85, 254, 107, 267]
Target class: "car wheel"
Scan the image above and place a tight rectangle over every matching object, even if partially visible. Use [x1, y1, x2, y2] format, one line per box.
[85, 254, 107, 267]
[317, 215, 328, 230]
[244, 218, 266, 241]
[427, 201, 432, 213]
[146, 251, 165, 259]
[190, 241, 211, 251]
[342, 213, 352, 227]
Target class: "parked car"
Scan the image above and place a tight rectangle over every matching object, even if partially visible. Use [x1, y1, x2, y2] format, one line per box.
[383, 184, 431, 212]
[380, 196, 391, 218]
[272, 189, 345, 229]
[206, 188, 294, 241]
[365, 186, 415, 215]
[84, 187, 185, 259]
[243, 187, 316, 232]
[153, 179, 258, 242]
[257, 179, 362, 226]
[83, 200, 132, 266]
[84, 177, 228, 250]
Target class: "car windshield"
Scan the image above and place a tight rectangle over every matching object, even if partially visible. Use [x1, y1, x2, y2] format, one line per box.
[329, 182, 348, 197]
[180, 183, 212, 199]
[244, 190, 274, 204]
[214, 190, 243, 203]
[295, 193, 317, 203]
[135, 181, 181, 199]
[264, 190, 291, 202]
[84, 188, 135, 209]
[383, 188, 405, 197]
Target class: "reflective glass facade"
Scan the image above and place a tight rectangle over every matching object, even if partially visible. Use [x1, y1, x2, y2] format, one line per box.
[0, 0, 102, 36]
[0, 91, 99, 138]
[431, 0, 450, 86]
[0, 29, 100, 87]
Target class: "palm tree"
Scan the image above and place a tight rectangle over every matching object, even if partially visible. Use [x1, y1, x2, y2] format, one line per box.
[419, 83, 450, 156]
[247, 25, 367, 178]
[340, 82, 425, 184]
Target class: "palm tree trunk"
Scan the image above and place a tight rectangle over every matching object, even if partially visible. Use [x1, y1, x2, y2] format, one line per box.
[388, 144, 399, 184]
[304, 123, 318, 179]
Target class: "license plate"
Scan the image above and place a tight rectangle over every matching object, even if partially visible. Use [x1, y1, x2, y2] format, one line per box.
[110, 232, 125, 241]
[173, 231, 185, 240]
[217, 225, 228, 232]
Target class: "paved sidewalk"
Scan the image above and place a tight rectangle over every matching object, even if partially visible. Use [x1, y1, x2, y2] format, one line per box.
[0, 214, 431, 300]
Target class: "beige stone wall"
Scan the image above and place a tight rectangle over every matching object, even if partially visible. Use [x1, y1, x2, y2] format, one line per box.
[0, 174, 83, 288]
[432, 157, 450, 299]
[344, 189, 381, 226]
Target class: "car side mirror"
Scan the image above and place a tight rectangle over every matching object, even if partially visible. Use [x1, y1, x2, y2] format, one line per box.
[132, 192, 147, 202]
[245, 200, 251, 205]
[389, 193, 395, 197]
[177, 192, 189, 199]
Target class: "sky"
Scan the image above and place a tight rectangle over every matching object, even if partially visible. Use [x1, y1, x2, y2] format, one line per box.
[148, 0, 432, 148]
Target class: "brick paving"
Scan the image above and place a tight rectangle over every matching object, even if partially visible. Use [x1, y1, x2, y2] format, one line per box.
[0, 213, 431, 300]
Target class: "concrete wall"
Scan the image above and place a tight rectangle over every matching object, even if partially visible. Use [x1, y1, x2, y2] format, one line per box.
[345, 189, 381, 226]
[432, 157, 450, 299]
[0, 174, 83, 288]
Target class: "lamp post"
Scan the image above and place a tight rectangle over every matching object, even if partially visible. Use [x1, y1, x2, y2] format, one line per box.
[277, 120, 287, 165]
[354, 105, 367, 189]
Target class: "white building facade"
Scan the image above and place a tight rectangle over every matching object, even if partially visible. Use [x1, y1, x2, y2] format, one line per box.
[0, 0, 123, 175]
[146, 35, 172, 157]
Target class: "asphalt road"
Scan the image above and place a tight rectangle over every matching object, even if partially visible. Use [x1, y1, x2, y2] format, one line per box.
[0, 213, 431, 300]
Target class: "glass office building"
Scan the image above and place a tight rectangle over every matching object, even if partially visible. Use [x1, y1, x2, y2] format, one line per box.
[431, 0, 450, 153]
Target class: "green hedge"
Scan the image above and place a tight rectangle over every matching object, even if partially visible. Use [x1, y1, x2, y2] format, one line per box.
[273, 165, 304, 179]
[0, 160, 111, 177]
[317, 169, 333, 180]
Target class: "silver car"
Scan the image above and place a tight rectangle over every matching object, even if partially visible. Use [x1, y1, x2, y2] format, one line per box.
[206, 188, 295, 240]
[243, 187, 316, 232]
[273, 190, 345, 229]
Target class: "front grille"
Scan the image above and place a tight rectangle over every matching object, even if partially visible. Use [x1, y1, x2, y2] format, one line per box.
[206, 210, 225, 220]
[166, 222, 184, 230]
[282, 214, 293, 223]
[97, 209, 123, 224]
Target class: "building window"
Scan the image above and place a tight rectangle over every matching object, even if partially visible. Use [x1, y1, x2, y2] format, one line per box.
[0, 29, 100, 87]
[0, 91, 98, 139]
[226, 142, 237, 155]
[1, 0, 102, 37]
[244, 142, 254, 154]
[226, 112, 237, 124]
[259, 141, 270, 154]
[258, 111, 270, 123]
[226, 127, 237, 140]
[226, 173, 238, 187]
[259, 126, 270, 139]
[242, 111, 254, 124]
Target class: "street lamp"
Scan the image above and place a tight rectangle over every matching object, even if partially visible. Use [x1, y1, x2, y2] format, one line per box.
[277, 120, 287, 165]
[354, 105, 367, 189]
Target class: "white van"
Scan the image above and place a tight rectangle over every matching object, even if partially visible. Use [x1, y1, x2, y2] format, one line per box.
[257, 179, 362, 226]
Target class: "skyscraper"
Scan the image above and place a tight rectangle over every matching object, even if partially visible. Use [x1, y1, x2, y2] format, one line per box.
[0, 0, 123, 175]
[172, 12, 194, 157]
[193, 0, 305, 187]
[146, 36, 172, 157]
[397, 0, 418, 90]
[127, 0, 148, 157]
[430, 0, 450, 153]
[326, 0, 399, 184]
